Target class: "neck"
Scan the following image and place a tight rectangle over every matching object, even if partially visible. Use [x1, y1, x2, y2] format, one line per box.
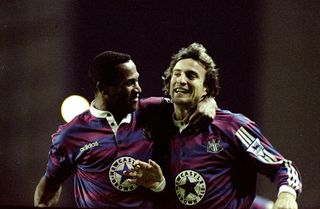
[94, 97, 127, 123]
[94, 97, 108, 111]
[173, 104, 195, 122]
[111, 110, 128, 124]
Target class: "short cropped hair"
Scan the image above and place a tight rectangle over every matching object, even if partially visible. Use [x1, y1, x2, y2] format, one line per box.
[162, 43, 220, 98]
[88, 51, 131, 92]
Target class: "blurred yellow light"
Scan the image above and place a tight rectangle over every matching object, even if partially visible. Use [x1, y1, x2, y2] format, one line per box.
[61, 95, 90, 122]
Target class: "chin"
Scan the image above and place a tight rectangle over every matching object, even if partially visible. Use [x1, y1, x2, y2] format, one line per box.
[172, 98, 191, 105]
[129, 102, 138, 112]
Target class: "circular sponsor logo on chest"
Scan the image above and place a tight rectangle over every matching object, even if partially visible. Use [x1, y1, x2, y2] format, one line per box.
[175, 170, 206, 206]
[109, 156, 138, 192]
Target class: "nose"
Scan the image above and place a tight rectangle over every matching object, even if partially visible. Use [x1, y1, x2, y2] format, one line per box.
[134, 81, 142, 93]
[176, 73, 187, 84]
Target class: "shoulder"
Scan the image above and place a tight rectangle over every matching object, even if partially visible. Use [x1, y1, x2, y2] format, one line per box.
[135, 97, 173, 128]
[213, 109, 257, 134]
[138, 97, 171, 109]
[51, 110, 92, 144]
[57, 110, 91, 130]
[137, 97, 173, 116]
[213, 109, 267, 146]
[214, 109, 252, 125]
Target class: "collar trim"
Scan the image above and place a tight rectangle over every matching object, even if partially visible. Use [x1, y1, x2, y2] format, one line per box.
[89, 100, 131, 123]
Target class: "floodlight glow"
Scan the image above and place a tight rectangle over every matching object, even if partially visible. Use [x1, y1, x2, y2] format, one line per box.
[61, 95, 90, 122]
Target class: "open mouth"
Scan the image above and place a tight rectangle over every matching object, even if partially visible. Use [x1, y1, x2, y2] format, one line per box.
[130, 94, 140, 102]
[174, 88, 189, 94]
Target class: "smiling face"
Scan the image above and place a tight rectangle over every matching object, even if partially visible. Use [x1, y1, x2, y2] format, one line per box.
[107, 60, 142, 114]
[169, 58, 207, 109]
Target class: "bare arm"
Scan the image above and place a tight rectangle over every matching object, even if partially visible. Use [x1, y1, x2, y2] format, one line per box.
[273, 192, 298, 209]
[34, 176, 62, 207]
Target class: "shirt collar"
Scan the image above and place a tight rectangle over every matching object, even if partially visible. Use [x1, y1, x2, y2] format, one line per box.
[172, 113, 189, 133]
[89, 100, 131, 123]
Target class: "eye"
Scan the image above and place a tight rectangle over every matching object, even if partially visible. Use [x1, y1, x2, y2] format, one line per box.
[173, 71, 181, 77]
[186, 72, 198, 80]
[125, 79, 136, 86]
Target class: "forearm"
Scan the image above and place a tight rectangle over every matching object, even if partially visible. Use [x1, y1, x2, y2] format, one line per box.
[34, 176, 62, 207]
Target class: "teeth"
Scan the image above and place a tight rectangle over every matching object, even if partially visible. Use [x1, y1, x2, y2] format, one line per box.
[131, 96, 139, 102]
[175, 88, 188, 93]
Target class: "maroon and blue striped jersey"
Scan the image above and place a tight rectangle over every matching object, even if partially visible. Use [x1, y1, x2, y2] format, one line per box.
[157, 109, 302, 209]
[45, 97, 164, 208]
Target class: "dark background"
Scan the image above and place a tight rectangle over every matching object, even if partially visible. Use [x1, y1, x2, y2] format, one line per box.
[0, 1, 319, 208]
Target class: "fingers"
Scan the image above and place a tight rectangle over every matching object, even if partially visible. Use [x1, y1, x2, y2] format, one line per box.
[189, 97, 218, 127]
[148, 159, 164, 178]
[127, 178, 138, 184]
[148, 159, 160, 169]
[148, 159, 157, 166]
[123, 159, 165, 189]
[133, 160, 152, 169]
[199, 97, 217, 117]
[124, 159, 153, 178]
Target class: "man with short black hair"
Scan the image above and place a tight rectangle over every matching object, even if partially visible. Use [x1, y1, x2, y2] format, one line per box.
[34, 51, 166, 208]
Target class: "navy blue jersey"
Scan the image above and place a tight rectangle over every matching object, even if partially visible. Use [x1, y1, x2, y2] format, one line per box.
[45, 97, 164, 208]
[156, 109, 302, 209]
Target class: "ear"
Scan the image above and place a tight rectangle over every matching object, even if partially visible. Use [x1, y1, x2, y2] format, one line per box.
[202, 86, 208, 98]
[96, 82, 108, 95]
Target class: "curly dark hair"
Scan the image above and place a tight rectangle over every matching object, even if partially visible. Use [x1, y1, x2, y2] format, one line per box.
[162, 43, 220, 98]
[88, 51, 131, 93]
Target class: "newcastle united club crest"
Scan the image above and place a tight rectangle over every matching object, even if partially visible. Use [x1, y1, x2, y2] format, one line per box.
[175, 170, 206, 206]
[109, 156, 138, 192]
[207, 139, 223, 153]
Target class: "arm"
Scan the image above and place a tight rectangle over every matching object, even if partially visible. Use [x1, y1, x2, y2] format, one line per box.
[34, 176, 62, 207]
[232, 118, 302, 208]
[189, 97, 218, 125]
[34, 123, 77, 207]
